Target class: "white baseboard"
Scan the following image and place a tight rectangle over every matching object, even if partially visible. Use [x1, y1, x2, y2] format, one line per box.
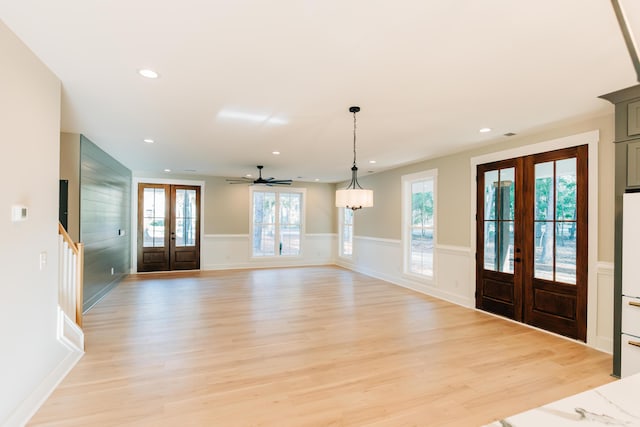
[3, 349, 83, 427]
[595, 337, 614, 354]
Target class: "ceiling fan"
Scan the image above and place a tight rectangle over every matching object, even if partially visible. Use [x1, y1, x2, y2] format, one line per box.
[226, 165, 292, 186]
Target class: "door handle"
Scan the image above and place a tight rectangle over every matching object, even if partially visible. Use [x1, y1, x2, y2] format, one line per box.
[629, 340, 640, 348]
[514, 257, 521, 263]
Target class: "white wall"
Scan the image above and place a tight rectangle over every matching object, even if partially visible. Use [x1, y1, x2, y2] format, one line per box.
[0, 21, 73, 425]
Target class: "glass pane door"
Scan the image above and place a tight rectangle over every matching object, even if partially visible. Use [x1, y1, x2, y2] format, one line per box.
[143, 188, 166, 248]
[533, 158, 577, 284]
[138, 183, 200, 272]
[476, 158, 522, 321]
[483, 167, 515, 273]
[174, 188, 197, 247]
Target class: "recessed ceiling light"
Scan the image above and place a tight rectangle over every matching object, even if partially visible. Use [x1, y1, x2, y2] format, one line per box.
[314, 178, 320, 182]
[138, 69, 159, 79]
[479, 127, 492, 133]
[143, 138, 154, 144]
[369, 160, 377, 164]
[245, 174, 253, 178]
[272, 151, 280, 155]
[163, 168, 171, 173]
[217, 110, 287, 125]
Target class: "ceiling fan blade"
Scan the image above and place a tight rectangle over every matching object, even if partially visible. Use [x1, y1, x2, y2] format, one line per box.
[227, 166, 292, 186]
[226, 178, 253, 184]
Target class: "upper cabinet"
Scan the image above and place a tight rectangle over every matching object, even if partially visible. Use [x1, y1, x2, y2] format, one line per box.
[627, 100, 640, 138]
[628, 141, 640, 188]
[601, 85, 640, 188]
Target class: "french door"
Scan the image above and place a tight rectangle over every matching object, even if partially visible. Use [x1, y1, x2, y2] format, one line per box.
[137, 183, 201, 272]
[476, 145, 588, 341]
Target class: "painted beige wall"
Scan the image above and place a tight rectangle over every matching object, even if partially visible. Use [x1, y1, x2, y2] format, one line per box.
[60, 132, 81, 241]
[348, 113, 615, 262]
[133, 172, 336, 235]
[0, 21, 70, 424]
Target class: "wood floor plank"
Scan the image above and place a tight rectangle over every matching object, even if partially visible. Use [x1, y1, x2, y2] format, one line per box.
[28, 266, 613, 426]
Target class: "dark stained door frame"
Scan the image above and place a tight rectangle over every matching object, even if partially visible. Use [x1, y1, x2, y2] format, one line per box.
[523, 145, 588, 341]
[476, 145, 588, 341]
[137, 183, 201, 272]
[169, 185, 201, 271]
[476, 158, 524, 321]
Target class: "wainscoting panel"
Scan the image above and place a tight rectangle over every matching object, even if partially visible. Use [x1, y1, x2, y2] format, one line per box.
[596, 262, 614, 353]
[201, 234, 337, 270]
[340, 236, 403, 283]
[434, 245, 474, 307]
[337, 238, 474, 307]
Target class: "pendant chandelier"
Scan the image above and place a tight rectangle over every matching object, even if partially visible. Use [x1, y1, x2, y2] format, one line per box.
[335, 106, 373, 211]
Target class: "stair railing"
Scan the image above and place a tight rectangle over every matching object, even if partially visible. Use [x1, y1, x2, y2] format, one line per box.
[58, 223, 84, 328]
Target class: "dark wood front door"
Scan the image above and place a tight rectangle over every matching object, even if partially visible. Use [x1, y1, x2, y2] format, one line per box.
[476, 146, 588, 341]
[476, 158, 524, 321]
[137, 183, 201, 272]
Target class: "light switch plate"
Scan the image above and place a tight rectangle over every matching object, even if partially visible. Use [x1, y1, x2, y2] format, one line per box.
[11, 205, 28, 222]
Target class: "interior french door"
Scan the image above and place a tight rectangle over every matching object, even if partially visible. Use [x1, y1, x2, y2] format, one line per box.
[137, 183, 201, 272]
[476, 145, 588, 341]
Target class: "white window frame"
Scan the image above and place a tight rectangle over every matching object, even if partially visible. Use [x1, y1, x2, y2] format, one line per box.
[250, 187, 305, 258]
[402, 168, 438, 281]
[338, 207, 354, 258]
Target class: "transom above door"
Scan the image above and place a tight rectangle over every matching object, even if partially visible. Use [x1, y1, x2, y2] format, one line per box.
[137, 183, 201, 272]
[476, 145, 588, 341]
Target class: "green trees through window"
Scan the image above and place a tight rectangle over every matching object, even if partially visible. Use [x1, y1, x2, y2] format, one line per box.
[252, 190, 302, 257]
[403, 170, 437, 278]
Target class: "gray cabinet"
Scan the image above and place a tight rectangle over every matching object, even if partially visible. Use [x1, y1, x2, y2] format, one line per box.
[629, 100, 640, 138]
[628, 141, 640, 188]
[600, 84, 640, 378]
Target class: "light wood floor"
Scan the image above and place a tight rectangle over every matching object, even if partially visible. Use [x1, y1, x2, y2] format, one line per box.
[29, 266, 613, 426]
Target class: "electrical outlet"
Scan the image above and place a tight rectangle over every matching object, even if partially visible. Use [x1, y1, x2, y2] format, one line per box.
[39, 252, 47, 270]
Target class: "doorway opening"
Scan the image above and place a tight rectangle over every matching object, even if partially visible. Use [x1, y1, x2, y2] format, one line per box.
[476, 145, 588, 341]
[137, 183, 201, 272]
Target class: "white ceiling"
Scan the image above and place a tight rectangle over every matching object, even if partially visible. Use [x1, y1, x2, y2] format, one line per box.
[1, 0, 638, 182]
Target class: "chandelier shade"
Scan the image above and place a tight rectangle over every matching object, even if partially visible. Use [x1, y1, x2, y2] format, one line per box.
[335, 106, 374, 211]
[335, 188, 373, 210]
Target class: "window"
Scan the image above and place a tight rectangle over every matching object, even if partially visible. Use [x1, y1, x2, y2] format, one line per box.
[339, 208, 354, 257]
[251, 188, 304, 257]
[402, 169, 437, 278]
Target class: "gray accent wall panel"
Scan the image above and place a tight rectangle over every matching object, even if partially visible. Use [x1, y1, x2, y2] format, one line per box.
[80, 135, 131, 311]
